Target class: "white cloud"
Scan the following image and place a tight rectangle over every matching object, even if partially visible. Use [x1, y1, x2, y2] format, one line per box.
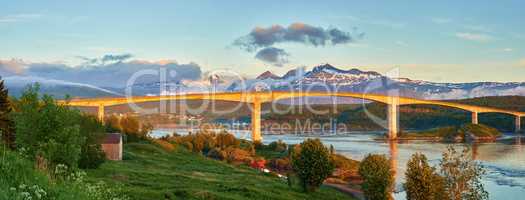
[455, 32, 493, 42]
[502, 48, 513, 52]
[0, 14, 41, 23]
[464, 24, 492, 33]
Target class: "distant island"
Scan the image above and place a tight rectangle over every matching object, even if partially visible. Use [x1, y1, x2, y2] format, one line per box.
[397, 124, 503, 142]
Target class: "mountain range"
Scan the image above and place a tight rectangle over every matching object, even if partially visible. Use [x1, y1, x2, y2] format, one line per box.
[3, 64, 525, 100]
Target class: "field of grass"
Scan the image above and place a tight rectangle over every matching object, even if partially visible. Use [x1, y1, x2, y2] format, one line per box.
[86, 142, 353, 200]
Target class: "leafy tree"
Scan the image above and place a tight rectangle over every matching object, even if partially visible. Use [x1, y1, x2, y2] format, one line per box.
[358, 154, 394, 200]
[404, 153, 447, 200]
[0, 78, 16, 149]
[13, 85, 85, 169]
[291, 138, 334, 192]
[440, 146, 488, 200]
[77, 114, 106, 169]
[119, 115, 151, 142]
[105, 114, 122, 132]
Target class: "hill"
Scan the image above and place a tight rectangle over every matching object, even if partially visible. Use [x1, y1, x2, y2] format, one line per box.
[86, 142, 352, 200]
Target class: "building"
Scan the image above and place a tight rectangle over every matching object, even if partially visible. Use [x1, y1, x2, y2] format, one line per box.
[101, 133, 122, 161]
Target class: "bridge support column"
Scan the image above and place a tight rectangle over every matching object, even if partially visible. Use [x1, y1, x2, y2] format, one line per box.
[251, 100, 262, 142]
[98, 104, 105, 122]
[471, 112, 478, 124]
[387, 97, 399, 140]
[516, 116, 521, 133]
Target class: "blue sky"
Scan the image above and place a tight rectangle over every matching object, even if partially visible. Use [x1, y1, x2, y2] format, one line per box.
[1, 0, 524, 82]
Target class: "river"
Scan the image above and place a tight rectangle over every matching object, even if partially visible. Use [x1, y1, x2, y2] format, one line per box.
[151, 129, 525, 199]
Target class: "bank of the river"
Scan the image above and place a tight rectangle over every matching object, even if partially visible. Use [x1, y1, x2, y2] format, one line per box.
[86, 142, 354, 200]
[151, 129, 525, 200]
[397, 124, 503, 142]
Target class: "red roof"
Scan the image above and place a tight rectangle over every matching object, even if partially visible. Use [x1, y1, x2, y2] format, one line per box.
[103, 133, 122, 144]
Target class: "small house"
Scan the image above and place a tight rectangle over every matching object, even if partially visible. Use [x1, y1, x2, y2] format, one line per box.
[101, 133, 122, 161]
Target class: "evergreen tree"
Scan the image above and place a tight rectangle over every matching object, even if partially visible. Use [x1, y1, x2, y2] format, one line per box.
[0, 78, 16, 149]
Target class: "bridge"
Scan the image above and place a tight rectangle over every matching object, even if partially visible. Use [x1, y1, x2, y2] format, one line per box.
[60, 91, 525, 141]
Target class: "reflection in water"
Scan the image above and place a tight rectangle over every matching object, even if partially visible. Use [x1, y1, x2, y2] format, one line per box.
[472, 142, 479, 160]
[389, 141, 398, 179]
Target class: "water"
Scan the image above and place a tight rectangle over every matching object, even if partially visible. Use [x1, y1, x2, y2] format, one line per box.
[152, 129, 525, 199]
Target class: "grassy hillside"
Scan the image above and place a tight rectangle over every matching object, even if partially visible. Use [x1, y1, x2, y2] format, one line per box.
[86, 142, 352, 200]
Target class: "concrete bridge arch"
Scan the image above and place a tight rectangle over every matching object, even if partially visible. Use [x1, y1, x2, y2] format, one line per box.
[61, 91, 525, 142]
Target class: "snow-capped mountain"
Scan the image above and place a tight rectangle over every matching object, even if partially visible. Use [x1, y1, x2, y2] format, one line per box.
[6, 64, 524, 100]
[226, 64, 525, 100]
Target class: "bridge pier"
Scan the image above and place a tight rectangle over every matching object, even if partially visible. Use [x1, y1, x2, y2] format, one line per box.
[516, 116, 521, 133]
[471, 112, 478, 124]
[98, 104, 105, 122]
[387, 97, 399, 140]
[251, 100, 262, 142]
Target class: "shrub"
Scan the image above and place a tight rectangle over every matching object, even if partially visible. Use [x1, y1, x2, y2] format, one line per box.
[78, 144, 106, 169]
[76, 114, 106, 169]
[358, 154, 394, 200]
[440, 146, 488, 200]
[207, 148, 227, 160]
[269, 157, 291, 172]
[153, 139, 176, 152]
[225, 147, 251, 163]
[291, 138, 335, 192]
[268, 140, 287, 152]
[404, 153, 446, 200]
[182, 141, 193, 152]
[215, 132, 239, 148]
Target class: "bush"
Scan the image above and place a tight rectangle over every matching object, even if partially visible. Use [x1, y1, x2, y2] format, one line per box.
[291, 138, 335, 192]
[78, 144, 106, 169]
[76, 114, 106, 169]
[440, 146, 488, 200]
[182, 141, 193, 152]
[225, 147, 251, 163]
[215, 132, 240, 148]
[207, 148, 227, 160]
[268, 140, 287, 152]
[152, 139, 176, 152]
[269, 157, 291, 172]
[358, 154, 394, 200]
[404, 153, 446, 200]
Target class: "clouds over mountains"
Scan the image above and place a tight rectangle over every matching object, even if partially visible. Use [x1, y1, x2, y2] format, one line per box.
[0, 54, 203, 88]
[234, 22, 363, 66]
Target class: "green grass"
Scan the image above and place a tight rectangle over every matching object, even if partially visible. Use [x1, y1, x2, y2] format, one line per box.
[86, 142, 353, 200]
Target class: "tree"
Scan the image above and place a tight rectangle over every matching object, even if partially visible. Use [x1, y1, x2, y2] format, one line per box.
[0, 78, 16, 149]
[77, 114, 106, 169]
[358, 154, 394, 200]
[404, 153, 447, 200]
[440, 146, 488, 200]
[13, 85, 85, 169]
[291, 138, 334, 192]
